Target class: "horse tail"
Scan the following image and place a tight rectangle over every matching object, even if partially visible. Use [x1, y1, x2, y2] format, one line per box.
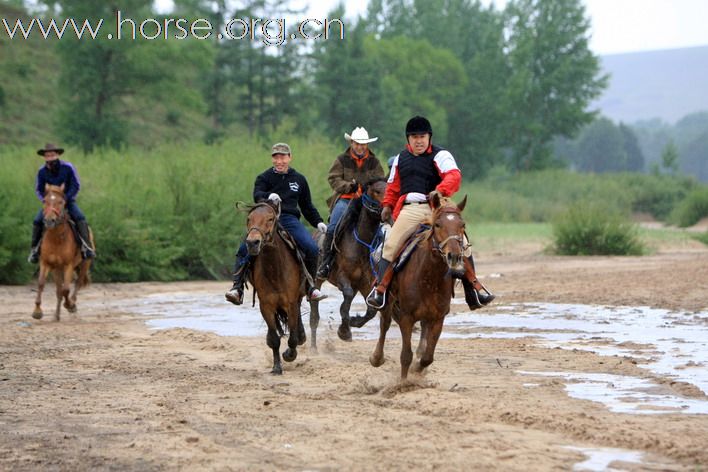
[76, 259, 92, 289]
[275, 308, 288, 337]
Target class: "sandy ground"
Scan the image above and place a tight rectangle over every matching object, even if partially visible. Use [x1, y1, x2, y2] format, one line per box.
[1, 239, 707, 471]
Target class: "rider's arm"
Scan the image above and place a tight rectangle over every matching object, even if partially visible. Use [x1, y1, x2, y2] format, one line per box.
[34, 169, 45, 202]
[64, 162, 81, 201]
[327, 157, 354, 194]
[382, 154, 400, 209]
[433, 150, 461, 197]
[298, 176, 324, 227]
[252, 172, 272, 203]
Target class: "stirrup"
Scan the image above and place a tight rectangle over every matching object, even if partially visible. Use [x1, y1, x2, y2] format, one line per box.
[366, 287, 386, 309]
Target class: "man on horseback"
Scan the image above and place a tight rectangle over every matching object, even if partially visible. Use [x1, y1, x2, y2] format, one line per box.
[225, 143, 328, 305]
[365, 116, 495, 310]
[316, 127, 385, 280]
[28, 143, 95, 264]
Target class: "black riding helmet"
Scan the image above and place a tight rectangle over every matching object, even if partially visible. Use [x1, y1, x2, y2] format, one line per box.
[405, 116, 433, 136]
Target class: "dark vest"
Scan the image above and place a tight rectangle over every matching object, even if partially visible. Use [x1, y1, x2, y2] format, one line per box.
[397, 145, 444, 195]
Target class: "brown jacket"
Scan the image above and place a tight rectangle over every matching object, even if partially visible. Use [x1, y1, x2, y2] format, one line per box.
[326, 148, 385, 210]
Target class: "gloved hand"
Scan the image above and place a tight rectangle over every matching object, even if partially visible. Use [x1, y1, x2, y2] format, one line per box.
[317, 222, 327, 233]
[349, 179, 359, 193]
[381, 206, 393, 224]
[268, 193, 281, 203]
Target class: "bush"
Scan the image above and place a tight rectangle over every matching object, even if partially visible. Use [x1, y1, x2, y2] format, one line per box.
[692, 231, 708, 246]
[670, 187, 708, 227]
[552, 203, 644, 255]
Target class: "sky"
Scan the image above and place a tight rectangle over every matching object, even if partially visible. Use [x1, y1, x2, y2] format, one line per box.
[155, 0, 708, 56]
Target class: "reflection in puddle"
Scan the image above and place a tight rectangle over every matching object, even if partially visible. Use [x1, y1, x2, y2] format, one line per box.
[565, 446, 643, 471]
[99, 291, 708, 413]
[519, 371, 708, 414]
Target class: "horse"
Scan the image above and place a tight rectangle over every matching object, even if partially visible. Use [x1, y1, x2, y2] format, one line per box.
[309, 178, 388, 350]
[32, 184, 93, 321]
[369, 193, 468, 380]
[244, 201, 307, 375]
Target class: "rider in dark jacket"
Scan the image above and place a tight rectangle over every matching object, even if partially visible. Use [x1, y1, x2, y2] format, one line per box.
[28, 143, 95, 263]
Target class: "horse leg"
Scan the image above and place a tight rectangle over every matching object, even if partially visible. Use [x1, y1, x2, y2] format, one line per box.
[416, 321, 429, 358]
[349, 305, 378, 328]
[32, 264, 49, 319]
[413, 319, 444, 373]
[370, 305, 392, 367]
[337, 283, 354, 342]
[266, 325, 283, 375]
[398, 316, 415, 380]
[282, 304, 300, 363]
[62, 265, 77, 313]
[53, 270, 64, 321]
[309, 299, 319, 353]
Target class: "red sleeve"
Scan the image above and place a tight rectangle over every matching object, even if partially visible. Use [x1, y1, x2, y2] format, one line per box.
[383, 165, 401, 209]
[435, 169, 461, 197]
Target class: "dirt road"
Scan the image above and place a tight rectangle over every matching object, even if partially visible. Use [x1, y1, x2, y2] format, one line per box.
[1, 242, 707, 471]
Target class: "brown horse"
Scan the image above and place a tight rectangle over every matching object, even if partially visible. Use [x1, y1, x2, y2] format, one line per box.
[244, 201, 307, 375]
[32, 184, 93, 321]
[309, 179, 389, 349]
[369, 193, 468, 380]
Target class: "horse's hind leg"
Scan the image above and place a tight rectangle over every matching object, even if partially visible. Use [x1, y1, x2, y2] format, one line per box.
[370, 306, 392, 367]
[63, 265, 77, 313]
[337, 283, 354, 342]
[266, 326, 283, 375]
[309, 299, 319, 352]
[414, 319, 444, 374]
[32, 265, 49, 320]
[416, 321, 429, 358]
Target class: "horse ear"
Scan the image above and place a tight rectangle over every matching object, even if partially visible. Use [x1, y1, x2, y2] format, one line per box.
[60, 183, 65, 192]
[457, 195, 467, 212]
[44, 183, 50, 193]
[431, 191, 442, 209]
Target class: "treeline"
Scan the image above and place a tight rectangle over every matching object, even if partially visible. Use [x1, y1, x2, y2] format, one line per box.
[1, 0, 606, 178]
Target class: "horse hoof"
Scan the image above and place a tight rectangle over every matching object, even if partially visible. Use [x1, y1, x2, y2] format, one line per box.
[271, 368, 283, 375]
[65, 304, 77, 313]
[349, 315, 373, 329]
[283, 349, 297, 363]
[370, 355, 385, 368]
[32, 311, 43, 320]
[337, 324, 352, 342]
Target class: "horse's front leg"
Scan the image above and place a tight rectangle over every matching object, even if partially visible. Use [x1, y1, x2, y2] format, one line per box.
[337, 282, 354, 342]
[370, 305, 392, 367]
[349, 305, 377, 328]
[53, 269, 65, 321]
[282, 304, 300, 363]
[309, 298, 319, 352]
[414, 318, 444, 373]
[266, 325, 283, 375]
[398, 315, 415, 380]
[32, 264, 49, 320]
[62, 264, 76, 314]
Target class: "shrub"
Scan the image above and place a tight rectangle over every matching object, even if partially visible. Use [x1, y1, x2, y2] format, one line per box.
[552, 203, 644, 255]
[670, 187, 708, 227]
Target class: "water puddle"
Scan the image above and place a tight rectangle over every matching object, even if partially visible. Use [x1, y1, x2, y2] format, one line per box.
[98, 290, 708, 413]
[565, 446, 644, 471]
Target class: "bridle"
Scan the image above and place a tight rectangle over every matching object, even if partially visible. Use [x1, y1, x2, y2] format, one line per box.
[430, 206, 466, 256]
[245, 202, 279, 246]
[43, 192, 67, 229]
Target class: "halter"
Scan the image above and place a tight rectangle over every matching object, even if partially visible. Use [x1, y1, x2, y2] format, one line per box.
[429, 206, 467, 255]
[245, 202, 279, 246]
[361, 193, 382, 214]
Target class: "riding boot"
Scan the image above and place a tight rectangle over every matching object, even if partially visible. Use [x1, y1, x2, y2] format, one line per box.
[305, 255, 328, 302]
[316, 231, 335, 280]
[225, 253, 250, 305]
[27, 223, 43, 264]
[461, 255, 495, 310]
[366, 258, 393, 309]
[76, 220, 95, 259]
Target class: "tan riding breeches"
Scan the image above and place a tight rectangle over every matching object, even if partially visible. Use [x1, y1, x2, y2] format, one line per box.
[382, 203, 472, 261]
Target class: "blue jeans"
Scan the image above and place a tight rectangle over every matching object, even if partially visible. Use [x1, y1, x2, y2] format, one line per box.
[327, 198, 350, 235]
[34, 201, 86, 225]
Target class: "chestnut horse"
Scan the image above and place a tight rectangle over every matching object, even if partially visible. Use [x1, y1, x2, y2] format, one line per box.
[32, 184, 93, 321]
[244, 201, 306, 375]
[370, 193, 468, 380]
[309, 179, 389, 349]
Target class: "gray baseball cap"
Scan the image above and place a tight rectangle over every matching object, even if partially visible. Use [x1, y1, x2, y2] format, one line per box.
[271, 142, 291, 155]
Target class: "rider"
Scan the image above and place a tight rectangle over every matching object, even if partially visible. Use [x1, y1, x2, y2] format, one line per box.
[28, 143, 95, 263]
[225, 142, 328, 305]
[365, 116, 495, 310]
[316, 126, 385, 280]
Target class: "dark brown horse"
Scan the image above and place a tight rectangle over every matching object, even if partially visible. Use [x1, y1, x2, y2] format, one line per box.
[369, 193, 468, 380]
[309, 179, 388, 349]
[32, 184, 93, 321]
[244, 202, 307, 375]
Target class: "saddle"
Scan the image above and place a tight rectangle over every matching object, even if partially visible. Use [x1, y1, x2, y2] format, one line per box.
[391, 224, 431, 272]
[275, 224, 315, 288]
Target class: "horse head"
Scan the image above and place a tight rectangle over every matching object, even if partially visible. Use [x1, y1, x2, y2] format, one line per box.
[43, 183, 67, 229]
[245, 201, 279, 256]
[429, 192, 468, 277]
[361, 178, 387, 214]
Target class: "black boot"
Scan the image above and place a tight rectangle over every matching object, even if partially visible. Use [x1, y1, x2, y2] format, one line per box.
[366, 258, 391, 309]
[27, 223, 43, 264]
[316, 231, 335, 280]
[305, 255, 327, 302]
[225, 253, 250, 305]
[76, 220, 95, 259]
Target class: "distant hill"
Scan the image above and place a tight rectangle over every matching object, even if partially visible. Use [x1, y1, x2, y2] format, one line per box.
[594, 46, 708, 124]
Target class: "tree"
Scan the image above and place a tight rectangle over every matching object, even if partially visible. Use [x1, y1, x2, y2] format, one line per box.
[574, 117, 626, 173]
[660, 140, 680, 175]
[503, 0, 607, 171]
[619, 123, 644, 172]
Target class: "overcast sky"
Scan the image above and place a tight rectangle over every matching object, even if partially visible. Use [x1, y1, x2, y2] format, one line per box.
[155, 0, 708, 55]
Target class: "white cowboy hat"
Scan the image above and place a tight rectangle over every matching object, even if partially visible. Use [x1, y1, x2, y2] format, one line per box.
[344, 127, 378, 144]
